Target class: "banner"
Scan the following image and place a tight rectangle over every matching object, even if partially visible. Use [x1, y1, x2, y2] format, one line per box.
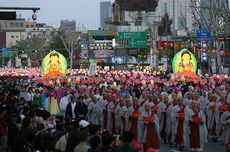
[89, 59, 97, 76]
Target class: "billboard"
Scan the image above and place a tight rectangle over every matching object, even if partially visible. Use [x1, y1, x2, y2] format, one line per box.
[93, 50, 114, 58]
[118, 32, 147, 49]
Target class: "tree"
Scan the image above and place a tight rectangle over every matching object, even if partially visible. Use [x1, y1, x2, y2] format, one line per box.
[59, 24, 86, 69]
[157, 13, 173, 37]
[190, 0, 229, 73]
[14, 36, 46, 52]
[49, 32, 65, 50]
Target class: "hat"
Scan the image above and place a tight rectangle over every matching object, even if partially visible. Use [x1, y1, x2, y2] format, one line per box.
[79, 120, 89, 128]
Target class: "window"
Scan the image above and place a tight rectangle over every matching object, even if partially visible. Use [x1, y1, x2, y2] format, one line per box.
[11, 35, 14, 38]
[164, 3, 167, 14]
[15, 22, 19, 27]
[10, 22, 14, 28]
[16, 35, 18, 38]
[20, 22, 23, 27]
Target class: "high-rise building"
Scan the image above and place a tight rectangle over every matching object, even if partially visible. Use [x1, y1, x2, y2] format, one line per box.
[60, 20, 76, 32]
[100, 1, 112, 29]
[155, 0, 193, 32]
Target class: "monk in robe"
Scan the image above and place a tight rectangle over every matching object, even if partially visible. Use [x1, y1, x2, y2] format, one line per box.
[107, 95, 116, 134]
[115, 97, 124, 134]
[220, 103, 230, 151]
[189, 101, 208, 152]
[130, 100, 141, 140]
[172, 97, 187, 150]
[207, 95, 220, 141]
[88, 95, 101, 134]
[139, 101, 159, 151]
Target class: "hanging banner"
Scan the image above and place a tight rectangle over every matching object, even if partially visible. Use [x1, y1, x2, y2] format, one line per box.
[172, 48, 198, 79]
[42, 51, 67, 79]
[89, 59, 97, 76]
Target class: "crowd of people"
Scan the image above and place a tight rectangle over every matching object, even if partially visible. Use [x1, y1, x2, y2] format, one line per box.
[0, 68, 229, 152]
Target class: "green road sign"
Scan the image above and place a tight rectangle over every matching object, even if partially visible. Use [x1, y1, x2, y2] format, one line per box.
[118, 32, 147, 49]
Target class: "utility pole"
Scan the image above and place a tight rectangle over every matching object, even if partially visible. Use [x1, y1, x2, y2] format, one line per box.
[173, 0, 175, 32]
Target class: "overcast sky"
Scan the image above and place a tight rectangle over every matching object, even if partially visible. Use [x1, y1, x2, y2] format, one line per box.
[1, 0, 114, 29]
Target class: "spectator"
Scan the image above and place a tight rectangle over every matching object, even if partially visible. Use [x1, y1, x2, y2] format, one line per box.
[74, 131, 90, 152]
[100, 131, 114, 152]
[115, 131, 137, 152]
[0, 105, 7, 151]
[65, 120, 80, 152]
[88, 135, 102, 152]
[7, 113, 19, 152]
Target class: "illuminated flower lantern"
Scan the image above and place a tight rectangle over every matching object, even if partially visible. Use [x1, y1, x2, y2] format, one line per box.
[172, 48, 199, 81]
[42, 51, 67, 79]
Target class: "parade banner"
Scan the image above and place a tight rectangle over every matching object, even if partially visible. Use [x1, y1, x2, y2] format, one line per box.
[172, 48, 198, 80]
[89, 59, 97, 76]
[42, 51, 67, 79]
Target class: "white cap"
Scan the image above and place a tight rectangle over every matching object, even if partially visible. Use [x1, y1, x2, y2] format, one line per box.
[79, 120, 89, 128]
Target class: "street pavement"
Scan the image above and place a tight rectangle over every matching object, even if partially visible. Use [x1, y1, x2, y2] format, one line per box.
[159, 141, 225, 152]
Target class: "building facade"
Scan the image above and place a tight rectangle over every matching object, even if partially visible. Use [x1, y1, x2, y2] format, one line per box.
[0, 19, 27, 48]
[154, 0, 193, 32]
[100, 1, 112, 29]
[60, 20, 76, 32]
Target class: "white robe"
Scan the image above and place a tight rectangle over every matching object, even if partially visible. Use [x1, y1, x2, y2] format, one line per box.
[171, 105, 189, 146]
[220, 111, 230, 144]
[59, 96, 69, 112]
[115, 104, 122, 133]
[120, 105, 127, 134]
[125, 106, 133, 131]
[188, 110, 208, 151]
[139, 111, 158, 143]
[88, 102, 101, 125]
[107, 102, 115, 132]
[207, 101, 221, 136]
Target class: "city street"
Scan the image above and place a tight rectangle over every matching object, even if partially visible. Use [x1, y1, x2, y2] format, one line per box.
[160, 141, 225, 152]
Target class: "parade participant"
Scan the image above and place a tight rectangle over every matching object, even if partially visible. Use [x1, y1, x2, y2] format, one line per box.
[130, 99, 141, 141]
[139, 101, 159, 151]
[207, 94, 220, 141]
[26, 87, 34, 103]
[189, 101, 208, 151]
[59, 92, 69, 115]
[65, 95, 77, 120]
[151, 95, 162, 139]
[220, 103, 230, 151]
[88, 95, 101, 134]
[102, 93, 109, 130]
[173, 97, 187, 149]
[48, 88, 60, 115]
[98, 92, 107, 129]
[115, 97, 123, 134]
[199, 91, 209, 114]
[160, 95, 168, 143]
[74, 95, 87, 120]
[107, 94, 116, 134]
[120, 98, 127, 135]
[125, 99, 133, 131]
[33, 90, 41, 107]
